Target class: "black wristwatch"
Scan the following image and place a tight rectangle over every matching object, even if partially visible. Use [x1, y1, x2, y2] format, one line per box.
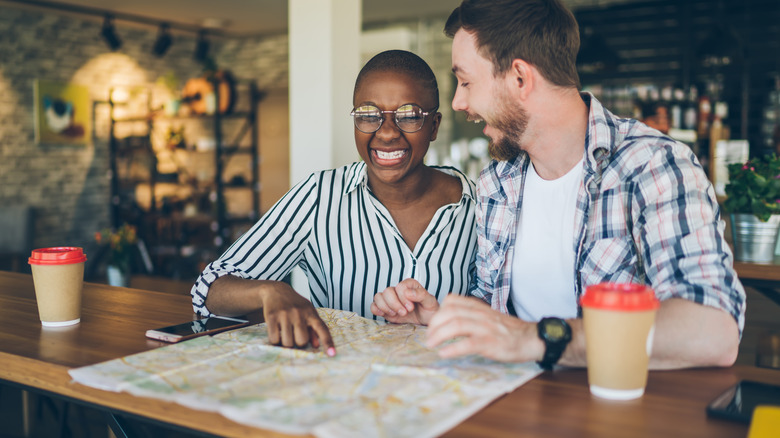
[537, 317, 572, 371]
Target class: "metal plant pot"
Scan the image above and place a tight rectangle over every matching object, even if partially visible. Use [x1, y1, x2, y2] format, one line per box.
[106, 265, 130, 287]
[730, 214, 780, 263]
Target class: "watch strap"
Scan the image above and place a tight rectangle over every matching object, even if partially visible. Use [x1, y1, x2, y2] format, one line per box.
[537, 317, 571, 371]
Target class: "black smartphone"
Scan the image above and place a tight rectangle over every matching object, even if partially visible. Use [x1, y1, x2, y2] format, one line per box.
[145, 316, 250, 343]
[706, 380, 780, 423]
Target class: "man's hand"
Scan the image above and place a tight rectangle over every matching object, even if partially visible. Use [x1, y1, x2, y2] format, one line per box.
[260, 282, 335, 356]
[425, 294, 544, 363]
[371, 278, 440, 325]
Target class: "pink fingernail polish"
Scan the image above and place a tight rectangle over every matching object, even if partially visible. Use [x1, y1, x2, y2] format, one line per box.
[326, 347, 336, 357]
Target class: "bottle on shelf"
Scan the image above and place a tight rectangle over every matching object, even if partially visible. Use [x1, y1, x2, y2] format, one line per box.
[683, 87, 698, 131]
[697, 94, 712, 140]
[707, 100, 730, 180]
[670, 87, 685, 130]
[710, 101, 730, 144]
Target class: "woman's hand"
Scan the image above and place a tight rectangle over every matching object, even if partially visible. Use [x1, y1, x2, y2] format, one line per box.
[371, 278, 440, 325]
[259, 282, 335, 355]
[206, 276, 335, 356]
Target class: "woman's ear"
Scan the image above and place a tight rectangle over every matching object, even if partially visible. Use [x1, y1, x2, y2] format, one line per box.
[429, 111, 442, 142]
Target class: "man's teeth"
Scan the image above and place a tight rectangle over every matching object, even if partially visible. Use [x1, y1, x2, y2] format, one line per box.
[376, 150, 406, 159]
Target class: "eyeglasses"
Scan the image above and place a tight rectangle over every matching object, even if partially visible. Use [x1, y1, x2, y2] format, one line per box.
[350, 103, 438, 134]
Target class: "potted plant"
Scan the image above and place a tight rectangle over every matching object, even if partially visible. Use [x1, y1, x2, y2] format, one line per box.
[723, 153, 780, 262]
[95, 223, 137, 286]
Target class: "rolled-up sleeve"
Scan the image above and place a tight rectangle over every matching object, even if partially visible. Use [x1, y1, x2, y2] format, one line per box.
[635, 145, 746, 333]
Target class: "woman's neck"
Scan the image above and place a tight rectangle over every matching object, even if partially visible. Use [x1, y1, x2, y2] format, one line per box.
[366, 165, 435, 208]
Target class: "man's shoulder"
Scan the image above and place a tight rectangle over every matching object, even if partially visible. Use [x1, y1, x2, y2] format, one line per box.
[607, 119, 695, 172]
[586, 94, 668, 174]
[476, 155, 526, 198]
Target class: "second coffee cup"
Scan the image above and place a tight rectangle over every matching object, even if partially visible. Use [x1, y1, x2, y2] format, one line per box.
[580, 282, 659, 400]
[28, 247, 87, 327]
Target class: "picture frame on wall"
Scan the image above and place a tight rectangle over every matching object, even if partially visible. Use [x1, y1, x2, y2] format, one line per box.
[33, 79, 90, 145]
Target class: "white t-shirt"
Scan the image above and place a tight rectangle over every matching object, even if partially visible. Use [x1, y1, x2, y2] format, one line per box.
[510, 159, 583, 322]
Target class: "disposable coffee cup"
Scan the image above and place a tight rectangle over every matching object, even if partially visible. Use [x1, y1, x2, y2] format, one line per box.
[580, 282, 659, 400]
[28, 247, 87, 327]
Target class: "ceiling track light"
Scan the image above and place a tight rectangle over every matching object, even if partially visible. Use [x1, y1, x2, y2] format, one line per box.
[152, 23, 173, 57]
[100, 14, 122, 51]
[194, 30, 210, 63]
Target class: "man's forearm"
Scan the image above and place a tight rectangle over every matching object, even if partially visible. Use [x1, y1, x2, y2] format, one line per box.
[646, 298, 739, 369]
[557, 318, 587, 367]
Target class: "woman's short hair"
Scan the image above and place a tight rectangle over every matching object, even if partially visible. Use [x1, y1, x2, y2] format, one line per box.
[353, 50, 439, 108]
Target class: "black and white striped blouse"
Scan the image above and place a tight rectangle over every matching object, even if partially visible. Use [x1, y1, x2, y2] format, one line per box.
[191, 161, 477, 320]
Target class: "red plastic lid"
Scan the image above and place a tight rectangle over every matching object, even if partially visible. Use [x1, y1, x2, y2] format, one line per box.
[580, 282, 659, 311]
[28, 247, 87, 265]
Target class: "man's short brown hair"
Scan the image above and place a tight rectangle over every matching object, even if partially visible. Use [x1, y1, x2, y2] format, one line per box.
[445, 0, 581, 89]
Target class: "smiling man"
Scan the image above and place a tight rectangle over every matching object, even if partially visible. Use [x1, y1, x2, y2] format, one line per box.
[371, 0, 746, 371]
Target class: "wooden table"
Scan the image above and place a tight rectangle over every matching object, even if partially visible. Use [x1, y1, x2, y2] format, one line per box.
[734, 258, 780, 306]
[1, 270, 779, 438]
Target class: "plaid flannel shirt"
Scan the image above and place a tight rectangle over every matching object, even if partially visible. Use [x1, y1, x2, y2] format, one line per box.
[468, 93, 746, 332]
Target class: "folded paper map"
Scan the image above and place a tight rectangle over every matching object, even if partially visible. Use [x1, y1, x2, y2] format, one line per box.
[69, 308, 541, 438]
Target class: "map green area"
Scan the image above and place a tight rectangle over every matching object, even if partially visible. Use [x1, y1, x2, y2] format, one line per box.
[69, 308, 541, 438]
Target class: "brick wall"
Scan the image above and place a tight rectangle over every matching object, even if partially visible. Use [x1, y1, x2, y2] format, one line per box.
[0, 4, 455, 264]
[0, 5, 287, 255]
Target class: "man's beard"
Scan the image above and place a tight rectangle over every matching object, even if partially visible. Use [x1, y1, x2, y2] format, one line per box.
[487, 100, 528, 162]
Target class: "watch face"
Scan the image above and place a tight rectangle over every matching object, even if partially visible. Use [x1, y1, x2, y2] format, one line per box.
[541, 318, 571, 342]
[545, 322, 566, 340]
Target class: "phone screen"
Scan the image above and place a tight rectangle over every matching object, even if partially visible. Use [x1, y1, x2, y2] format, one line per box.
[156, 317, 246, 336]
[706, 380, 780, 423]
[146, 316, 249, 343]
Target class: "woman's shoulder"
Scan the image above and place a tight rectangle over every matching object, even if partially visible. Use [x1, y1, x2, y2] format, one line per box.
[430, 165, 477, 200]
[298, 162, 365, 186]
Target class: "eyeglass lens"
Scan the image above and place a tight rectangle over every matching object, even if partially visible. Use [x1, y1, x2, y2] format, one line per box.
[352, 104, 427, 133]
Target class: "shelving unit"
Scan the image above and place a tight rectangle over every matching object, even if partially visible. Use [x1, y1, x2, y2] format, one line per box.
[108, 78, 263, 276]
[574, 0, 780, 158]
[211, 80, 262, 250]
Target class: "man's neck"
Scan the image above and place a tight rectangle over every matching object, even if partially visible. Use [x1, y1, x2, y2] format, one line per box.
[524, 89, 589, 181]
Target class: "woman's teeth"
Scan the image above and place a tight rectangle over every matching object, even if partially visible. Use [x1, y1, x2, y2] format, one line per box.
[376, 150, 406, 159]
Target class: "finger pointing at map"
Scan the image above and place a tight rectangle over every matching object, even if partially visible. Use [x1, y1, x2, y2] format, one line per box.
[197, 276, 336, 356]
[261, 284, 336, 355]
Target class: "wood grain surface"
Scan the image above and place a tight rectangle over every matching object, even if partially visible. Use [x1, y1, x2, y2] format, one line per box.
[734, 260, 780, 282]
[1, 271, 778, 438]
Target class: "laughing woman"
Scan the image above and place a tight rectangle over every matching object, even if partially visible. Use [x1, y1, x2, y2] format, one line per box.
[190, 50, 476, 354]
